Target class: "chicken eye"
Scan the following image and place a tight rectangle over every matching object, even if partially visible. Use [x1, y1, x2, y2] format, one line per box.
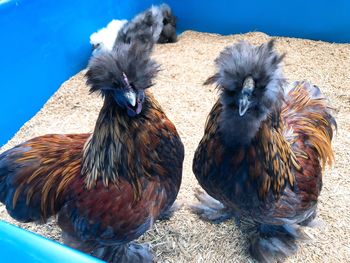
[224, 88, 237, 97]
[113, 80, 122, 88]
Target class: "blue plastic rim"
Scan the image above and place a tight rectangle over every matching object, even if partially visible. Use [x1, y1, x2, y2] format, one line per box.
[0, 220, 104, 263]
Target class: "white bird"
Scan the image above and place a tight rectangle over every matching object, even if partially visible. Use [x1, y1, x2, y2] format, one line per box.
[90, 19, 127, 53]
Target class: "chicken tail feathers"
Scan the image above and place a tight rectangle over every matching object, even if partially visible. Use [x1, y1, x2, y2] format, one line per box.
[249, 224, 308, 263]
[283, 81, 337, 168]
[0, 134, 86, 223]
[0, 153, 10, 204]
[0, 147, 43, 222]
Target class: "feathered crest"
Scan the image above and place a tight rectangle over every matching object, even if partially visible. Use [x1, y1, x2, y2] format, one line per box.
[205, 40, 287, 146]
[205, 40, 285, 92]
[85, 41, 159, 96]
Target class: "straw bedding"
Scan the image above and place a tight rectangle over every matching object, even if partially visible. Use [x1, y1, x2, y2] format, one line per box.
[1, 31, 349, 262]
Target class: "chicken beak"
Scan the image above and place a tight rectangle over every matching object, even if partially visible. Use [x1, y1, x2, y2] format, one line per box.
[238, 76, 255, 117]
[239, 97, 251, 116]
[124, 90, 137, 107]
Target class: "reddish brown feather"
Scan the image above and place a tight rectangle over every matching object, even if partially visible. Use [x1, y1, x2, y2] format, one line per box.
[12, 134, 89, 220]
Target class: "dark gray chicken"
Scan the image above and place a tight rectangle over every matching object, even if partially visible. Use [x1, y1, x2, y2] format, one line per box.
[116, 4, 177, 46]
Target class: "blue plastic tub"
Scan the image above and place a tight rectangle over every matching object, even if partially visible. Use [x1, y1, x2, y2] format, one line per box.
[0, 0, 349, 261]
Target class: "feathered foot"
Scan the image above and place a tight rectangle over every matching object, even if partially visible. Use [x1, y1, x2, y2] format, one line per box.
[249, 224, 308, 263]
[62, 232, 153, 263]
[157, 201, 183, 221]
[93, 242, 153, 263]
[298, 210, 317, 226]
[61, 232, 97, 254]
[298, 210, 325, 228]
[191, 188, 237, 224]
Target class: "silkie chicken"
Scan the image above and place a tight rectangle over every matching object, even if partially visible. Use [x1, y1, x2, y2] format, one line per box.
[0, 39, 184, 262]
[192, 40, 336, 262]
[116, 4, 177, 46]
[91, 4, 177, 54]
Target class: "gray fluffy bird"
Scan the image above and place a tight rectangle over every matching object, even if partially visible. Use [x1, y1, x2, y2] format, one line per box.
[117, 4, 177, 46]
[91, 4, 177, 54]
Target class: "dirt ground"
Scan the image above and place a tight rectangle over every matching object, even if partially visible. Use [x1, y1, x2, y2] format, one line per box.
[1, 31, 350, 262]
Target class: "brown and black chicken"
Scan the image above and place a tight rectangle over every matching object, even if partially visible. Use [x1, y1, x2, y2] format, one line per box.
[0, 40, 184, 262]
[192, 40, 336, 262]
